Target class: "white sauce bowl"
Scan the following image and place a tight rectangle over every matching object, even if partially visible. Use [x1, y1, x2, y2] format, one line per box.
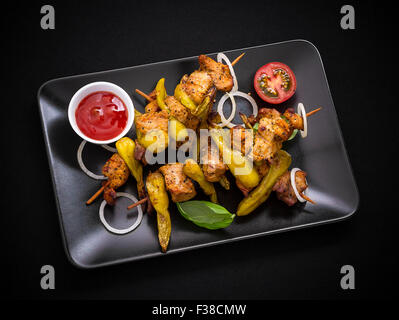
[68, 81, 135, 145]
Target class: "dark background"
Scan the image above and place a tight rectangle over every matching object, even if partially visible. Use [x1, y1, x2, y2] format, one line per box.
[3, 0, 396, 299]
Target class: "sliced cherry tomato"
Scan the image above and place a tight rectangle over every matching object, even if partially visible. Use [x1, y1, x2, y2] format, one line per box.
[254, 62, 297, 104]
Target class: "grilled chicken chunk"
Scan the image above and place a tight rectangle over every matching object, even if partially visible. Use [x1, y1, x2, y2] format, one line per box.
[159, 163, 197, 202]
[201, 138, 228, 182]
[230, 125, 253, 157]
[283, 109, 304, 130]
[165, 96, 188, 122]
[181, 70, 214, 105]
[272, 170, 308, 206]
[135, 110, 169, 136]
[258, 108, 292, 140]
[134, 139, 147, 164]
[165, 96, 200, 131]
[102, 153, 130, 205]
[252, 108, 297, 162]
[144, 100, 160, 113]
[199, 54, 234, 92]
[253, 129, 282, 163]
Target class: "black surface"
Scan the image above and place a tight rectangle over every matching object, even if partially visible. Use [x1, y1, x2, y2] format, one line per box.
[3, 0, 396, 299]
[38, 41, 358, 268]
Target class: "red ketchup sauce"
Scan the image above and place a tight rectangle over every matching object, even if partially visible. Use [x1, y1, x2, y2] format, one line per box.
[75, 91, 128, 141]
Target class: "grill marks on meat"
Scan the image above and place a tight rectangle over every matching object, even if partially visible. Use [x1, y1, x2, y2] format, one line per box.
[199, 54, 234, 92]
[159, 163, 197, 203]
[272, 170, 308, 206]
[181, 71, 214, 105]
[102, 153, 130, 205]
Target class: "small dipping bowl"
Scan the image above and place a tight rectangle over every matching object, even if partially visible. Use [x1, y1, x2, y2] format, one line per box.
[68, 81, 135, 145]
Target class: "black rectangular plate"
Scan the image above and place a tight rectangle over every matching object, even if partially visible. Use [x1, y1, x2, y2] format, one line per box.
[38, 40, 359, 268]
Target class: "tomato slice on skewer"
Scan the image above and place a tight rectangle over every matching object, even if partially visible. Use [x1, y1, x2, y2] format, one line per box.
[254, 62, 297, 104]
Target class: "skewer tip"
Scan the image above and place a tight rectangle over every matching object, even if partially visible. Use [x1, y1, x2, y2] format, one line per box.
[306, 107, 322, 117]
[127, 197, 148, 210]
[300, 193, 316, 204]
[231, 52, 245, 66]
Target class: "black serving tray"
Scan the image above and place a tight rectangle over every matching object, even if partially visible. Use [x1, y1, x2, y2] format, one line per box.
[38, 40, 359, 268]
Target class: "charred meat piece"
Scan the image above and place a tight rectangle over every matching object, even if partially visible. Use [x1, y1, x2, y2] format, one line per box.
[102, 153, 130, 205]
[257, 108, 292, 141]
[103, 185, 117, 206]
[207, 111, 222, 126]
[201, 137, 228, 182]
[135, 110, 169, 136]
[145, 100, 160, 113]
[252, 108, 294, 162]
[180, 70, 214, 105]
[230, 125, 253, 156]
[134, 140, 147, 165]
[252, 131, 282, 162]
[199, 54, 234, 92]
[148, 89, 157, 100]
[165, 95, 200, 131]
[272, 170, 308, 206]
[282, 109, 304, 130]
[255, 160, 270, 178]
[165, 95, 188, 122]
[184, 113, 201, 131]
[159, 163, 197, 203]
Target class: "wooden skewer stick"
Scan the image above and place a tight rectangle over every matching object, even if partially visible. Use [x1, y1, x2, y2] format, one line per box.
[306, 107, 322, 117]
[300, 192, 316, 204]
[127, 197, 148, 210]
[239, 112, 253, 129]
[231, 53, 245, 66]
[135, 89, 153, 102]
[86, 180, 110, 205]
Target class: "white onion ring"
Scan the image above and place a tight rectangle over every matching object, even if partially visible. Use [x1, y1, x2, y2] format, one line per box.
[101, 144, 117, 153]
[99, 192, 143, 235]
[297, 102, 308, 138]
[77, 140, 107, 180]
[217, 52, 238, 93]
[217, 91, 258, 128]
[290, 168, 307, 203]
[217, 92, 236, 128]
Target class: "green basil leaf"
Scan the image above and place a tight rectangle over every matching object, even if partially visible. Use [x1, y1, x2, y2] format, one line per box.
[288, 129, 298, 140]
[177, 201, 235, 230]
